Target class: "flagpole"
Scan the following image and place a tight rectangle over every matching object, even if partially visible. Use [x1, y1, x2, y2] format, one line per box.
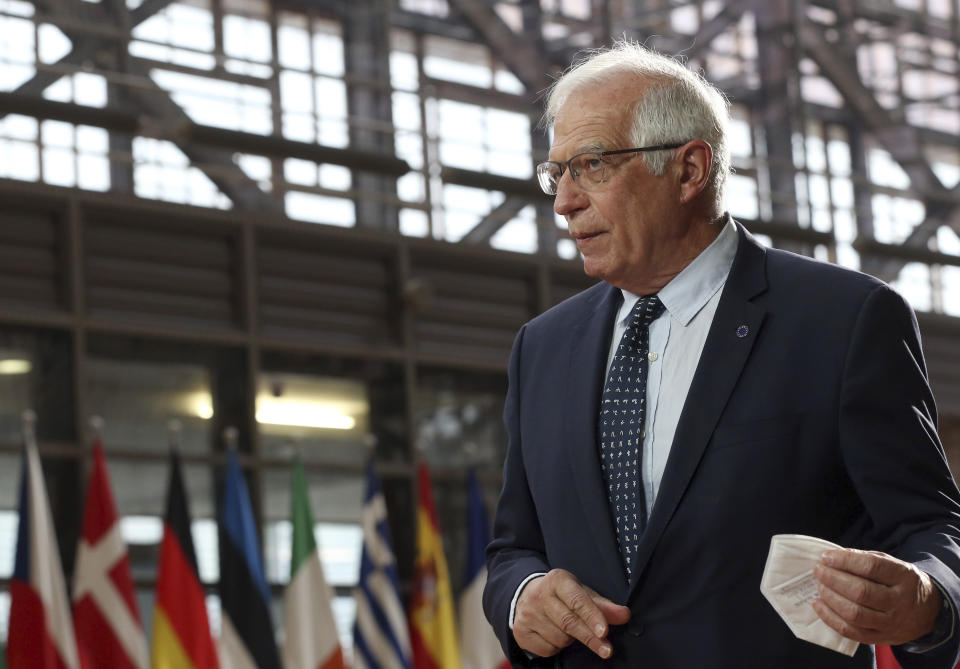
[87, 414, 104, 478]
[21, 408, 36, 447]
[167, 418, 182, 453]
[88, 414, 104, 440]
[223, 425, 239, 452]
[12, 408, 83, 669]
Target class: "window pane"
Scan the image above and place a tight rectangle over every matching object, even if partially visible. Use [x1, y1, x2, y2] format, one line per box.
[85, 358, 213, 454]
[415, 368, 507, 469]
[0, 347, 32, 444]
[0, 509, 16, 578]
[257, 374, 369, 464]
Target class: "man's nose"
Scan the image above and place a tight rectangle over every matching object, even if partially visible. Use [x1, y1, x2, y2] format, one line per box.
[553, 171, 588, 217]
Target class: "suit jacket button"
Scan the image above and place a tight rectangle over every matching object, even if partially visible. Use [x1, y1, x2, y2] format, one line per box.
[628, 619, 644, 637]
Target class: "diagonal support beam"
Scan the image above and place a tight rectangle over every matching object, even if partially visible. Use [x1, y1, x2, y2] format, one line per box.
[462, 196, 527, 244]
[445, 0, 553, 94]
[800, 23, 948, 199]
[653, 0, 753, 60]
[130, 0, 178, 26]
[799, 22, 960, 280]
[4, 0, 277, 210]
[3, 0, 178, 109]
[124, 59, 280, 211]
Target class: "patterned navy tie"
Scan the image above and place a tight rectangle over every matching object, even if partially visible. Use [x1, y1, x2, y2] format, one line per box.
[599, 295, 666, 578]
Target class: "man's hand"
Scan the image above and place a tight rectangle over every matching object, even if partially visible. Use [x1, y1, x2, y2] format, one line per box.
[513, 569, 631, 660]
[812, 548, 942, 645]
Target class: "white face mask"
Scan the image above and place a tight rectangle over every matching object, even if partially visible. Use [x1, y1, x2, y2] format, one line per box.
[760, 534, 859, 657]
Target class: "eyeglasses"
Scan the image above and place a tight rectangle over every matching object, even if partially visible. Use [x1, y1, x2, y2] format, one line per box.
[535, 143, 687, 196]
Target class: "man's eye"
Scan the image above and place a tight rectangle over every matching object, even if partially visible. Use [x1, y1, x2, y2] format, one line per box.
[584, 157, 603, 171]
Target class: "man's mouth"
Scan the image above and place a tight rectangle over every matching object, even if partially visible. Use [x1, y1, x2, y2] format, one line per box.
[573, 231, 604, 243]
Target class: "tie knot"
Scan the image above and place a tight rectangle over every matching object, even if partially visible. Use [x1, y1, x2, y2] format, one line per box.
[628, 295, 666, 330]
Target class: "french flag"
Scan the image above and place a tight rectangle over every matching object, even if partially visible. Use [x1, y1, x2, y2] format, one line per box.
[458, 469, 509, 669]
[7, 416, 81, 669]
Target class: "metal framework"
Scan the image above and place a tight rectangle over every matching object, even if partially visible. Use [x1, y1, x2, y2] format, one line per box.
[1, 0, 960, 648]
[1, 0, 957, 275]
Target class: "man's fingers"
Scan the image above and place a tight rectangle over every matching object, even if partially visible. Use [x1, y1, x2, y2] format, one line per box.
[812, 596, 883, 645]
[513, 569, 620, 659]
[555, 576, 610, 638]
[820, 549, 907, 586]
[816, 582, 891, 630]
[814, 564, 897, 611]
[585, 586, 632, 627]
[812, 549, 942, 645]
[515, 629, 562, 659]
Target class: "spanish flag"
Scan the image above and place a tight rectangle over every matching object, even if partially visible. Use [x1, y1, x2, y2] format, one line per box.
[152, 451, 219, 669]
[409, 463, 462, 669]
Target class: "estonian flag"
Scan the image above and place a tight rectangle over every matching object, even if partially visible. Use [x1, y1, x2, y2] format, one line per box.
[217, 449, 281, 669]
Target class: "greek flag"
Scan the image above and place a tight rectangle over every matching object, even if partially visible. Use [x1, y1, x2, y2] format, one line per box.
[351, 460, 412, 669]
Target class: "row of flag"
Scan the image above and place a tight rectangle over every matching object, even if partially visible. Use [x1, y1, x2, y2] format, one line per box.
[7, 424, 509, 669]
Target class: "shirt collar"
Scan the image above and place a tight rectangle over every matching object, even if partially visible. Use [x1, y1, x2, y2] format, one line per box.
[618, 216, 739, 327]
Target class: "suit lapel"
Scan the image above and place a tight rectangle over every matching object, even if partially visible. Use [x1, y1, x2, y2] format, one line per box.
[564, 283, 628, 595]
[630, 224, 769, 592]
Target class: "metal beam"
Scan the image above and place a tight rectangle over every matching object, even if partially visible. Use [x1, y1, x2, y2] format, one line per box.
[343, 0, 399, 230]
[0, 93, 139, 132]
[800, 23, 948, 200]
[462, 196, 527, 244]
[648, 0, 753, 60]
[754, 0, 801, 253]
[4, 0, 278, 210]
[123, 59, 280, 211]
[3, 0, 177, 108]
[441, 166, 551, 202]
[444, 0, 554, 94]
[799, 19, 960, 282]
[183, 124, 410, 177]
[812, 0, 955, 43]
[130, 0, 178, 26]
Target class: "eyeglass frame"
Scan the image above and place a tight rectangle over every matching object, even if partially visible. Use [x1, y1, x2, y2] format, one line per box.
[536, 142, 689, 196]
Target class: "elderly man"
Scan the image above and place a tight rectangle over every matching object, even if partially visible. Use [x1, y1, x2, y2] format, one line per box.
[483, 41, 960, 668]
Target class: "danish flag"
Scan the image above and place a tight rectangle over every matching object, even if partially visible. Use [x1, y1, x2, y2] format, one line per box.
[72, 441, 148, 669]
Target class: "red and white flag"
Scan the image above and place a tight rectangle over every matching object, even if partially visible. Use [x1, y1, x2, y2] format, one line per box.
[7, 420, 81, 669]
[72, 441, 148, 669]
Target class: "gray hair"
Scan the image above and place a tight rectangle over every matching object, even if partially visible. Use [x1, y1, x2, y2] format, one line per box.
[543, 40, 731, 213]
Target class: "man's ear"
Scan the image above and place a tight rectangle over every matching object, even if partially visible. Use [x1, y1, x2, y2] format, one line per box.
[676, 140, 713, 204]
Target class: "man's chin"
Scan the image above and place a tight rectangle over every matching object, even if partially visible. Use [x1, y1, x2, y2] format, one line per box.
[581, 260, 608, 282]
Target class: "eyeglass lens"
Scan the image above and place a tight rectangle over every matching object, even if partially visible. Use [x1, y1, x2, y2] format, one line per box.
[537, 153, 605, 195]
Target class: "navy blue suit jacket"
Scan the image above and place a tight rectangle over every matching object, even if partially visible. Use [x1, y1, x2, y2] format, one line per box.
[484, 222, 960, 668]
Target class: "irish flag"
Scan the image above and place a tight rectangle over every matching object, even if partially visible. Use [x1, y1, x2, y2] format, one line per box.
[282, 457, 345, 669]
[152, 451, 219, 669]
[409, 462, 462, 669]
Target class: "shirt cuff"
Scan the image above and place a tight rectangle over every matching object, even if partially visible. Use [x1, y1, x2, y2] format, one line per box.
[901, 576, 954, 654]
[509, 572, 547, 630]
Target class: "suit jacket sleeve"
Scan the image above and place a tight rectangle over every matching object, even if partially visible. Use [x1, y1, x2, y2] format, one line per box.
[483, 324, 552, 666]
[838, 284, 960, 668]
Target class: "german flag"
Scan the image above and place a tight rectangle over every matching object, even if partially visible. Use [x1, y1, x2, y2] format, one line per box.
[152, 451, 219, 669]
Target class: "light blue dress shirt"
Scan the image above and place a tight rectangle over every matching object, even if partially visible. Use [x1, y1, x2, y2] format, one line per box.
[606, 218, 739, 515]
